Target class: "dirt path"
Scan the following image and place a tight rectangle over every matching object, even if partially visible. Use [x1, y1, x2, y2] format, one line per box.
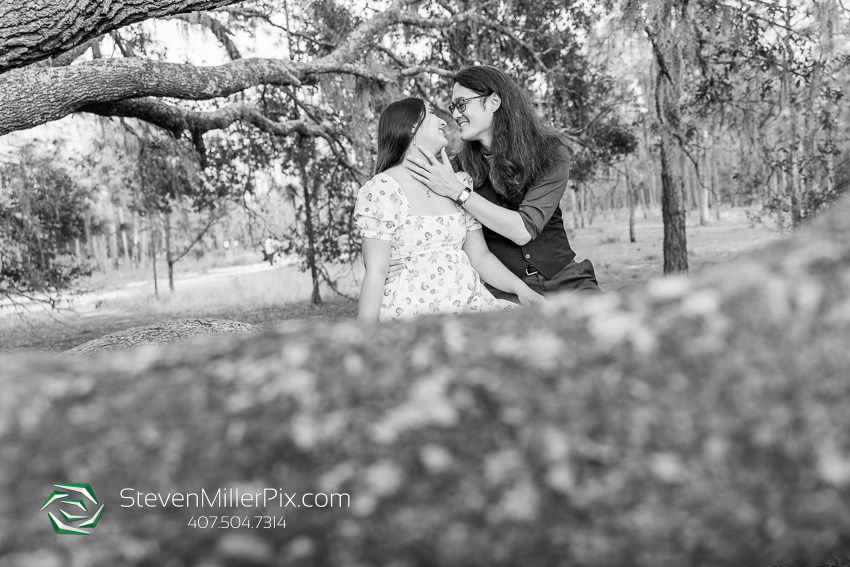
[1, 262, 357, 354]
[1, 208, 784, 354]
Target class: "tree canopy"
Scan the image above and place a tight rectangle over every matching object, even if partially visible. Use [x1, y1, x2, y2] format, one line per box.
[1, 0, 848, 295]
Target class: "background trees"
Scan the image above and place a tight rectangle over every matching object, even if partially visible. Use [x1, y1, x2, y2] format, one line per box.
[1, 0, 848, 302]
[0, 145, 94, 304]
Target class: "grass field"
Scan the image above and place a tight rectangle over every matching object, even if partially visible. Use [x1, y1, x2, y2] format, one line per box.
[0, 206, 784, 354]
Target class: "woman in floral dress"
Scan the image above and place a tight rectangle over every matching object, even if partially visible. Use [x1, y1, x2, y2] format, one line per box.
[355, 97, 544, 322]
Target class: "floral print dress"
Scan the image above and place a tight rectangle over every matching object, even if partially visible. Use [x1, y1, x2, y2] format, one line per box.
[354, 172, 516, 322]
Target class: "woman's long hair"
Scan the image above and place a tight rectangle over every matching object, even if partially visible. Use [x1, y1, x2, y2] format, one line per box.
[455, 66, 569, 204]
[374, 97, 427, 175]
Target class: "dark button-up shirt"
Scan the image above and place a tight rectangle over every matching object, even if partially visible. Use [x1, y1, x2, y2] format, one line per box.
[475, 146, 576, 279]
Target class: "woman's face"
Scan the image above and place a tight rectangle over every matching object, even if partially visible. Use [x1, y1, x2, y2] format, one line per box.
[451, 84, 494, 148]
[412, 102, 447, 153]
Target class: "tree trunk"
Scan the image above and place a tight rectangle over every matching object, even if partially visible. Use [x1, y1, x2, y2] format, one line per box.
[804, 58, 822, 220]
[827, 149, 835, 196]
[578, 187, 586, 229]
[118, 206, 131, 265]
[681, 151, 693, 214]
[698, 151, 709, 227]
[732, 158, 740, 208]
[92, 202, 108, 270]
[151, 219, 159, 299]
[642, 62, 658, 214]
[297, 138, 322, 306]
[773, 173, 785, 231]
[628, 173, 636, 243]
[652, 11, 688, 275]
[660, 130, 689, 274]
[83, 213, 93, 260]
[133, 211, 141, 266]
[0, 0, 245, 73]
[164, 212, 175, 292]
[712, 146, 721, 221]
[570, 188, 579, 230]
[104, 200, 119, 269]
[783, 0, 802, 226]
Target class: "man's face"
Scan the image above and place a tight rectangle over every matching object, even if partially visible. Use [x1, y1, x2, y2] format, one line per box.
[451, 84, 494, 148]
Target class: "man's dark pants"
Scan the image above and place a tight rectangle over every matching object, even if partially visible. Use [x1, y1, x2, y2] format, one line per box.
[486, 259, 602, 304]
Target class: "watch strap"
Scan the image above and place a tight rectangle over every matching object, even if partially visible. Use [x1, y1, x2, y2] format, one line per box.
[455, 186, 473, 207]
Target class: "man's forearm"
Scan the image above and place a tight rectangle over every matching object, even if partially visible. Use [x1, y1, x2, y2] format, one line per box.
[463, 194, 532, 245]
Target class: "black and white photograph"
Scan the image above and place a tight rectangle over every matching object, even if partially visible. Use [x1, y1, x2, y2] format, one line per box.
[1, 0, 849, 565]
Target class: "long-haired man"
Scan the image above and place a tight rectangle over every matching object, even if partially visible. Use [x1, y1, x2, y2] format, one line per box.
[404, 65, 601, 300]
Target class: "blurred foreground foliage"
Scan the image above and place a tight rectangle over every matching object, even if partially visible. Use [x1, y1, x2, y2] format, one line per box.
[1, 197, 850, 565]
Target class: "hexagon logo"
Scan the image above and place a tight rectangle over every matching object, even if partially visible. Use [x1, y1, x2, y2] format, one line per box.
[40, 483, 105, 535]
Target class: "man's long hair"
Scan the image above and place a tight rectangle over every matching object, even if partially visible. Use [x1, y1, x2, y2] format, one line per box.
[455, 66, 568, 203]
[374, 97, 427, 175]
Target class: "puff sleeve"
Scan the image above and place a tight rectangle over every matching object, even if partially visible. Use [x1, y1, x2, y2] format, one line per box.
[354, 175, 402, 241]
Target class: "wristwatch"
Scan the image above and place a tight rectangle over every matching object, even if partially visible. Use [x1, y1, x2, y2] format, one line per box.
[454, 186, 473, 207]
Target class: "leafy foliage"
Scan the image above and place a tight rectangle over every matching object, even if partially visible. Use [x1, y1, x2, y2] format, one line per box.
[280, 138, 360, 270]
[0, 144, 93, 302]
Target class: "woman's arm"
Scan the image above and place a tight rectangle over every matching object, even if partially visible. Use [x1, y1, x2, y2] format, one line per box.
[358, 237, 392, 322]
[463, 229, 544, 306]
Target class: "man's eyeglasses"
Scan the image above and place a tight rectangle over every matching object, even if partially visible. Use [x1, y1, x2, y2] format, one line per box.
[448, 94, 488, 114]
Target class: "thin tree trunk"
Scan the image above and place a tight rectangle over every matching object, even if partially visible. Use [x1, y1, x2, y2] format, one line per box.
[570, 188, 579, 230]
[732, 156, 740, 208]
[803, 58, 822, 220]
[83, 213, 92, 259]
[133, 211, 141, 266]
[773, 173, 785, 231]
[712, 146, 721, 221]
[579, 187, 586, 229]
[681, 150, 692, 214]
[642, 62, 658, 214]
[699, 155, 709, 228]
[151, 217, 159, 299]
[92, 201, 107, 270]
[118, 205, 131, 265]
[297, 137, 321, 305]
[164, 211, 175, 292]
[827, 149, 835, 195]
[106, 201, 119, 269]
[628, 172, 636, 243]
[783, 0, 802, 226]
[696, 148, 708, 226]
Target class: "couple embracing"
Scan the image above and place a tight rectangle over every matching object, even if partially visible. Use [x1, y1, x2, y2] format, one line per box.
[356, 65, 601, 323]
